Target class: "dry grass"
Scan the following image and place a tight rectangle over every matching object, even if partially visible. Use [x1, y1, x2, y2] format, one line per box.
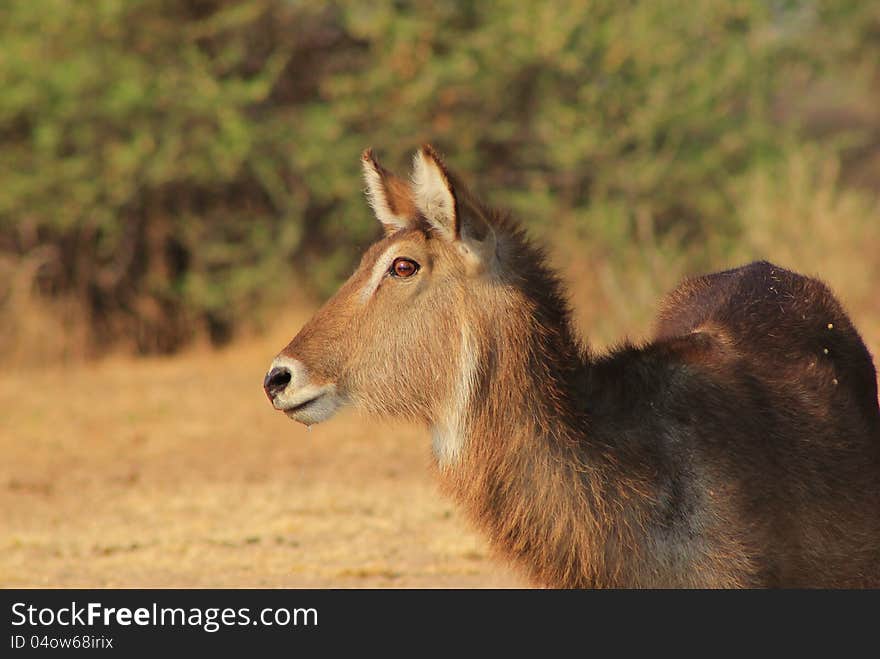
[0, 309, 521, 587]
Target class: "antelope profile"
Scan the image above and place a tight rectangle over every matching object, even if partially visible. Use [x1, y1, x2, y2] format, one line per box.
[264, 146, 880, 588]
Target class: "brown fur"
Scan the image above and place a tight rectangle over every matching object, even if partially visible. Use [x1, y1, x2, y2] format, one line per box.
[267, 147, 880, 588]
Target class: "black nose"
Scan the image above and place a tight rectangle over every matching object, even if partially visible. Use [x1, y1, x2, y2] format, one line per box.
[264, 366, 292, 400]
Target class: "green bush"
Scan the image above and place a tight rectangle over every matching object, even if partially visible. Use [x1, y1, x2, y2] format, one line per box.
[0, 0, 877, 356]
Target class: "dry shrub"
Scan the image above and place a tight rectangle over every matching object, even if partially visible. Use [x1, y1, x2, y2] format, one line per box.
[552, 148, 880, 362]
[730, 148, 880, 353]
[550, 216, 693, 351]
[0, 249, 90, 367]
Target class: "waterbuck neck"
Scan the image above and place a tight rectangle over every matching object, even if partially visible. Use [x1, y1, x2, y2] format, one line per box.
[429, 230, 621, 587]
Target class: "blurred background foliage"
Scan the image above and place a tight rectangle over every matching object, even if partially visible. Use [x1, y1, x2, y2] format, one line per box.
[0, 0, 878, 361]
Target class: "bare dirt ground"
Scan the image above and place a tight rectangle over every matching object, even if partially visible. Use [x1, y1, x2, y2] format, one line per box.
[0, 309, 522, 588]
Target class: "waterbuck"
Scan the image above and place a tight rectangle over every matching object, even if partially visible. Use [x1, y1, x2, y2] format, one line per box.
[264, 146, 880, 588]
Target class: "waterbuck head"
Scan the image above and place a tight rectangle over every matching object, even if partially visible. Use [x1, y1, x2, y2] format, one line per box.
[263, 146, 503, 450]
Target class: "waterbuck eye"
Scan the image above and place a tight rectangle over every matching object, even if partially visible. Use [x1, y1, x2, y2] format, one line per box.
[390, 257, 419, 278]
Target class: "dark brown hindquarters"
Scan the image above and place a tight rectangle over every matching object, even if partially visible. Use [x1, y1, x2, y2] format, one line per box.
[651, 260, 880, 586]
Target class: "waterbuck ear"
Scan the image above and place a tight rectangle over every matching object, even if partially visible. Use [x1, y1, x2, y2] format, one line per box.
[411, 145, 496, 268]
[362, 149, 417, 235]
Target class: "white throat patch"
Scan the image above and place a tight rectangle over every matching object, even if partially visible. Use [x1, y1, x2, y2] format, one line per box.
[431, 323, 479, 467]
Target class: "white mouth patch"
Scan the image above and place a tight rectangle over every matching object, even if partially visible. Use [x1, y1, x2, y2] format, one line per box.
[281, 386, 343, 426]
[268, 356, 344, 426]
